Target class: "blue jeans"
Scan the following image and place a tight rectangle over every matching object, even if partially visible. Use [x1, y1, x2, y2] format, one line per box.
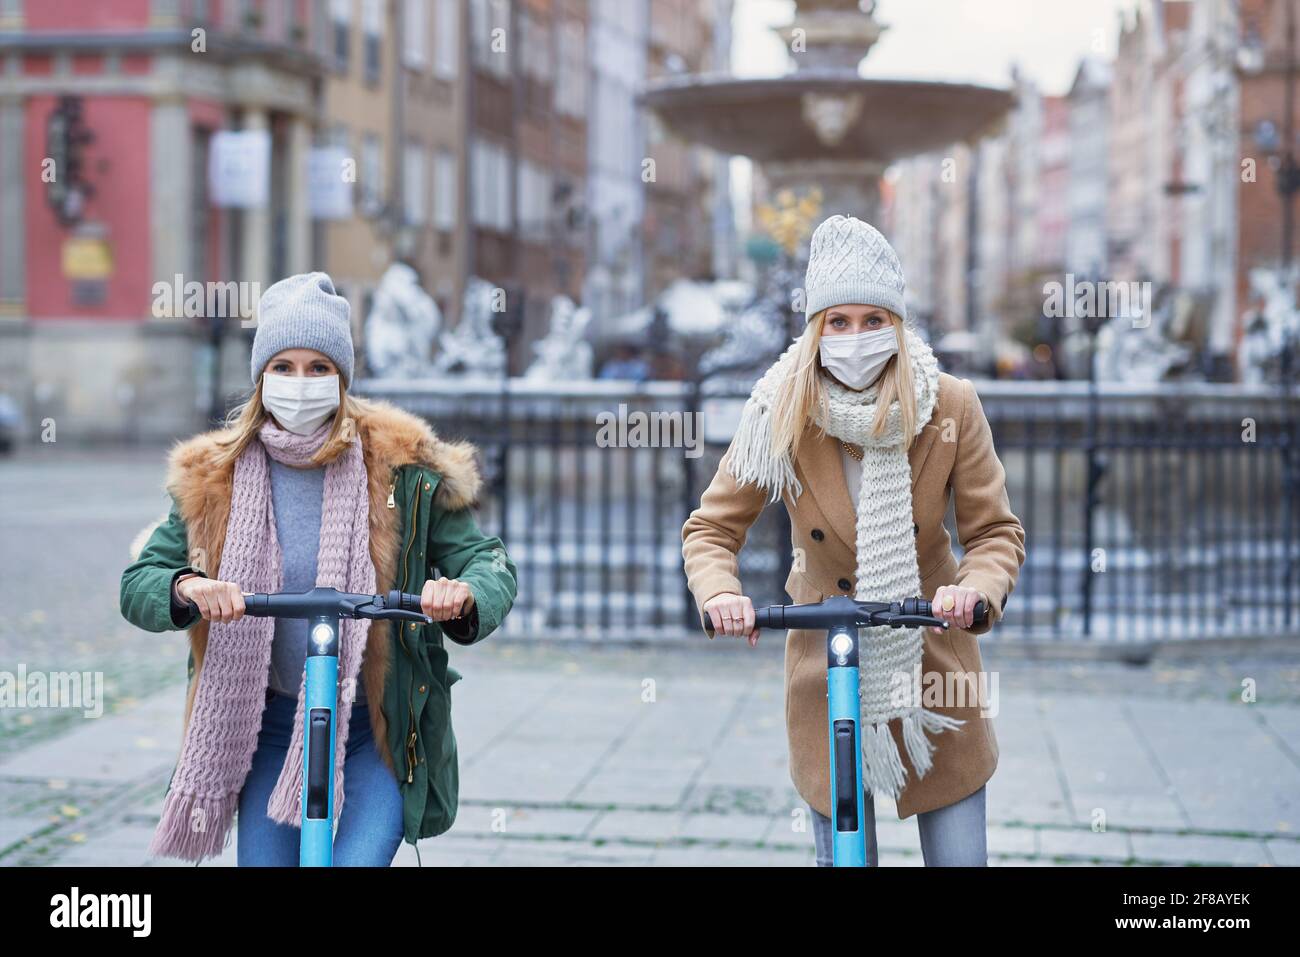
[237, 688, 404, 866]
[810, 785, 988, 866]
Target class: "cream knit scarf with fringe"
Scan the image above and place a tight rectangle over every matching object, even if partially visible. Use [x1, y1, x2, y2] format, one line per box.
[725, 324, 963, 800]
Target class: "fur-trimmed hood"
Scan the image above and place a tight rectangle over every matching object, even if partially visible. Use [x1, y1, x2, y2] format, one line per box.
[164, 397, 482, 514]
[128, 399, 482, 562]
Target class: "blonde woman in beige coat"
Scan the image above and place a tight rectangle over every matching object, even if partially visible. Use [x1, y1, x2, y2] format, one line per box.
[681, 215, 1025, 866]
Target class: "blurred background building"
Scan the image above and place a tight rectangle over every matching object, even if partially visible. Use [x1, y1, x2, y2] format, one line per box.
[0, 0, 733, 436]
[3, 0, 1300, 437]
[883, 0, 1300, 383]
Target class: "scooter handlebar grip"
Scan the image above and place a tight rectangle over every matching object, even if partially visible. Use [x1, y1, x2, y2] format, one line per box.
[387, 590, 425, 613]
[915, 597, 988, 627]
[181, 592, 270, 617]
[701, 604, 781, 634]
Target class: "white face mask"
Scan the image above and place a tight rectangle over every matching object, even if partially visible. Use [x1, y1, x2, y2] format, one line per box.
[261, 373, 341, 435]
[818, 326, 899, 390]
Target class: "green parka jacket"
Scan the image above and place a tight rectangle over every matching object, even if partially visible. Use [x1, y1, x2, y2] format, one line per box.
[119, 398, 517, 849]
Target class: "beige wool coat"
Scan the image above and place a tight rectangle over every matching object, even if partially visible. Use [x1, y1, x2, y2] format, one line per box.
[681, 371, 1026, 819]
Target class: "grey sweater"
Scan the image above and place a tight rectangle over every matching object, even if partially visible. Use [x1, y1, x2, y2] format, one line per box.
[267, 459, 367, 706]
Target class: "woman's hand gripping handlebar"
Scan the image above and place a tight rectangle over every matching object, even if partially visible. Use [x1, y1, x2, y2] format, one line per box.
[702, 594, 988, 639]
[182, 586, 434, 625]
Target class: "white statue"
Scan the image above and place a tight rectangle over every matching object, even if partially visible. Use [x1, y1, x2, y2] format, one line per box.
[524, 295, 594, 380]
[365, 262, 441, 378]
[1242, 267, 1299, 385]
[433, 276, 508, 378]
[1092, 284, 1192, 383]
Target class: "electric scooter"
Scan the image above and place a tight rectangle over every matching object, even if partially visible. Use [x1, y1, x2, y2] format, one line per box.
[706, 594, 987, 866]
[186, 587, 431, 866]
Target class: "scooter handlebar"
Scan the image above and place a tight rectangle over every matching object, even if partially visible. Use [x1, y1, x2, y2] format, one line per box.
[183, 588, 431, 624]
[703, 597, 988, 634]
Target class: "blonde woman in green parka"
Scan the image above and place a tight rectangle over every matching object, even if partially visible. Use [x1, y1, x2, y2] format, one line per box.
[120, 272, 517, 866]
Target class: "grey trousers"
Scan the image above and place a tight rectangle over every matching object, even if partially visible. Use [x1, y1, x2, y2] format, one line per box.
[810, 785, 988, 866]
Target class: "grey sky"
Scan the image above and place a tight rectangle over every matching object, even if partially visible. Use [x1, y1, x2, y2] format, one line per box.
[732, 0, 1143, 96]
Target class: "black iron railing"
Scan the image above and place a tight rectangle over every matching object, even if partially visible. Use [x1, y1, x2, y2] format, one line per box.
[357, 377, 1300, 644]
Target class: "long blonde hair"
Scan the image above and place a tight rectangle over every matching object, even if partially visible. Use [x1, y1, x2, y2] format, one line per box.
[768, 308, 919, 463]
[211, 374, 363, 471]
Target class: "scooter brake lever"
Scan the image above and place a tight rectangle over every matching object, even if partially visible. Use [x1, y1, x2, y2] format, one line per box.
[880, 614, 948, 629]
[376, 608, 434, 625]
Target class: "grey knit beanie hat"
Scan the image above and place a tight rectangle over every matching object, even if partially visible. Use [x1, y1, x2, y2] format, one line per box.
[803, 214, 907, 323]
[250, 271, 354, 386]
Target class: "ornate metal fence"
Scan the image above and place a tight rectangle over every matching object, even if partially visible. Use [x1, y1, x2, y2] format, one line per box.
[357, 377, 1300, 645]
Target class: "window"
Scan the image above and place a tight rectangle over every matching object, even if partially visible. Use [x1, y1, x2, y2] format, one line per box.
[361, 133, 382, 213]
[471, 0, 510, 79]
[471, 139, 511, 231]
[330, 0, 350, 71]
[517, 158, 551, 242]
[520, 9, 552, 83]
[434, 149, 457, 231]
[287, 0, 306, 44]
[262, 0, 290, 41]
[434, 0, 458, 80]
[313, 0, 330, 56]
[226, 0, 250, 31]
[404, 0, 427, 69]
[362, 0, 383, 83]
[556, 20, 586, 117]
[403, 142, 427, 226]
[324, 123, 351, 154]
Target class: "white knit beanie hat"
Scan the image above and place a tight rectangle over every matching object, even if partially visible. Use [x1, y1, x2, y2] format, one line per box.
[803, 214, 907, 323]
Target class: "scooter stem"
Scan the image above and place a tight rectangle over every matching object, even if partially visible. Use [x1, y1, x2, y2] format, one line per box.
[826, 623, 867, 867]
[300, 613, 340, 867]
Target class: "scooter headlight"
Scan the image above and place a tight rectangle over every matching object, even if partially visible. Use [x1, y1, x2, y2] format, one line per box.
[311, 623, 334, 651]
[830, 633, 854, 660]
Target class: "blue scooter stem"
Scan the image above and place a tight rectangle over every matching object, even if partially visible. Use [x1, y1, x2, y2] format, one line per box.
[301, 614, 340, 867]
[826, 624, 867, 867]
[182, 587, 429, 866]
[705, 594, 988, 866]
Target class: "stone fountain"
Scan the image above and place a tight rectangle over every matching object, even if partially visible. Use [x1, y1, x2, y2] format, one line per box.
[642, 0, 1013, 223]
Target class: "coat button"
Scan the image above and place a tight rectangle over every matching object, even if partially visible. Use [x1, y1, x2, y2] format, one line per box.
[811, 528, 825, 542]
[418, 684, 426, 693]
[837, 578, 852, 591]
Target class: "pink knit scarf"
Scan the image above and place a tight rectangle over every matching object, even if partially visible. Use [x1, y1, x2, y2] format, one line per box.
[149, 417, 376, 862]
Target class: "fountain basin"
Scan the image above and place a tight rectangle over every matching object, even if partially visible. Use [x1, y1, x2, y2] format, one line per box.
[641, 70, 1015, 164]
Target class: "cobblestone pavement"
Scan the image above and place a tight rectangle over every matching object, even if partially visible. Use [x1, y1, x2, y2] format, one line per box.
[2, 448, 1298, 867]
